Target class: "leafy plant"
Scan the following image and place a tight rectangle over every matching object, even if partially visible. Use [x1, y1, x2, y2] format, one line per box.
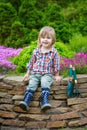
[0, 2, 17, 44]
[13, 41, 37, 73]
[55, 42, 75, 58]
[5, 21, 30, 48]
[69, 33, 87, 53]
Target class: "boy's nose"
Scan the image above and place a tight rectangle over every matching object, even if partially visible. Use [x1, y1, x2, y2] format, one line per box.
[44, 38, 48, 40]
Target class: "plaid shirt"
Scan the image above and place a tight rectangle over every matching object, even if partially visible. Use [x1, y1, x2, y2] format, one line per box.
[27, 47, 60, 75]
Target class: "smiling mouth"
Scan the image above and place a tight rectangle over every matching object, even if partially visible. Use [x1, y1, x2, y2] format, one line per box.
[43, 42, 48, 44]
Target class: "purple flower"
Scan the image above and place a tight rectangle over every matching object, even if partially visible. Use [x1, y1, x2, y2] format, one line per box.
[60, 52, 87, 74]
[0, 46, 22, 71]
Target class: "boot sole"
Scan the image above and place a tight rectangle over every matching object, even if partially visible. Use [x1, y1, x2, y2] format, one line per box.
[41, 104, 51, 111]
[19, 101, 29, 111]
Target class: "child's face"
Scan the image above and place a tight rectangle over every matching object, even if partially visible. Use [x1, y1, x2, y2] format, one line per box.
[40, 35, 53, 49]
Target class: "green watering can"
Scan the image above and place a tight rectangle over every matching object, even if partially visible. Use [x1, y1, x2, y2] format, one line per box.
[67, 65, 74, 98]
[67, 65, 82, 98]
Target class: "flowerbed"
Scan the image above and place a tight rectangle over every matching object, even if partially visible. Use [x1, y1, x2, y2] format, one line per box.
[0, 46, 22, 72]
[60, 52, 87, 74]
[0, 45, 87, 75]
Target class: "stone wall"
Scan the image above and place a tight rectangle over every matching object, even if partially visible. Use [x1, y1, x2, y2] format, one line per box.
[0, 75, 87, 129]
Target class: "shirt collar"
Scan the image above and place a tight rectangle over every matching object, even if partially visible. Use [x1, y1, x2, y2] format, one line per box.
[38, 46, 54, 54]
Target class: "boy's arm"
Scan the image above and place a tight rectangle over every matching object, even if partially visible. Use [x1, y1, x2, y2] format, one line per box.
[53, 51, 61, 82]
[22, 70, 30, 81]
[23, 50, 36, 81]
[53, 50, 60, 72]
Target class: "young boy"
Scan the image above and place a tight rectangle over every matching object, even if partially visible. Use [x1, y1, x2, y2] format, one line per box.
[19, 26, 61, 111]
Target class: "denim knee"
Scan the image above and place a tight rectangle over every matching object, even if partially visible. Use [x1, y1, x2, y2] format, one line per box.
[41, 74, 53, 89]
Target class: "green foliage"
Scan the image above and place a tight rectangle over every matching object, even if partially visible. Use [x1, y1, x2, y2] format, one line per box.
[76, 65, 87, 74]
[0, 0, 87, 76]
[0, 2, 17, 44]
[0, 0, 21, 12]
[4, 21, 30, 48]
[28, 29, 38, 42]
[40, 3, 71, 43]
[69, 34, 87, 53]
[0, 0, 87, 48]
[13, 41, 37, 73]
[18, 0, 43, 29]
[63, 0, 87, 36]
[55, 42, 75, 58]
[75, 0, 87, 36]
[56, 0, 76, 7]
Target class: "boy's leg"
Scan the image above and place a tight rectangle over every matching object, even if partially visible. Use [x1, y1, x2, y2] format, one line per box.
[19, 89, 34, 111]
[41, 74, 53, 110]
[19, 74, 40, 111]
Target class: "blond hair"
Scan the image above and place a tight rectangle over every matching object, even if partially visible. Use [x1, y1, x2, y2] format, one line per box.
[38, 26, 56, 47]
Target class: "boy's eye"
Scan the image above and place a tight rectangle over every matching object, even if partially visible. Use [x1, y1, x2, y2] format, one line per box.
[42, 36, 51, 39]
[47, 37, 51, 39]
[42, 36, 45, 38]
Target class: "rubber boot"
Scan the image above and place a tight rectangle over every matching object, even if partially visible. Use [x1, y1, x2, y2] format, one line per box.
[19, 89, 34, 111]
[41, 88, 51, 110]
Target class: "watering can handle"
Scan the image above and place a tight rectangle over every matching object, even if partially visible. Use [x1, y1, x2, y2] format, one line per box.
[69, 64, 73, 77]
[69, 65, 73, 81]
[73, 67, 77, 83]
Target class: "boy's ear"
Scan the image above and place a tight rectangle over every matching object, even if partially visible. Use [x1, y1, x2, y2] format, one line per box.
[52, 39, 54, 44]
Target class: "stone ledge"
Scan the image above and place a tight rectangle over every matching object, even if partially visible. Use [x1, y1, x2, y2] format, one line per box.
[1, 126, 86, 130]
[0, 74, 87, 129]
[0, 74, 87, 85]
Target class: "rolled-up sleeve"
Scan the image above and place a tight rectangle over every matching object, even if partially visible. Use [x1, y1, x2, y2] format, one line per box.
[26, 52, 36, 71]
[53, 52, 60, 72]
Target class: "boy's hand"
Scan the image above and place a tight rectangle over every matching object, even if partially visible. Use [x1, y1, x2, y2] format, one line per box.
[54, 76, 62, 83]
[22, 73, 29, 81]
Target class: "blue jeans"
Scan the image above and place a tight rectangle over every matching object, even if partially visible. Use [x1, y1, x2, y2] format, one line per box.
[27, 73, 53, 91]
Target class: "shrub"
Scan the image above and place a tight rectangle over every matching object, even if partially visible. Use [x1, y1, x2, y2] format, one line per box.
[13, 41, 37, 73]
[55, 42, 75, 58]
[28, 29, 38, 43]
[0, 3, 17, 44]
[69, 33, 87, 53]
[4, 21, 30, 48]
